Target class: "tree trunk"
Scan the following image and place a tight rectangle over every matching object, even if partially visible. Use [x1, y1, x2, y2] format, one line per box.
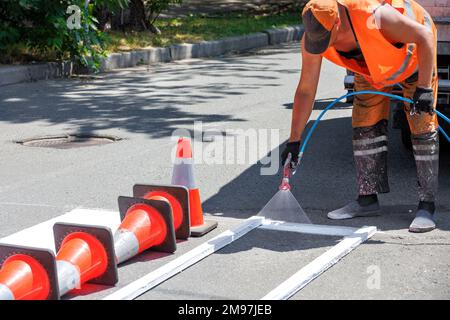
[95, 6, 111, 31]
[129, 0, 149, 31]
[111, 0, 150, 31]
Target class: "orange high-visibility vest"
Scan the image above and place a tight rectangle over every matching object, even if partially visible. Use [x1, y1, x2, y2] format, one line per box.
[322, 0, 436, 89]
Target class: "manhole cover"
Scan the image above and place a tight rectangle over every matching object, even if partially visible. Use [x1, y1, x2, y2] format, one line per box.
[17, 134, 121, 149]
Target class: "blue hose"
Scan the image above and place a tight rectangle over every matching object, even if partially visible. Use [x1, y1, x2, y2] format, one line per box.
[299, 90, 450, 157]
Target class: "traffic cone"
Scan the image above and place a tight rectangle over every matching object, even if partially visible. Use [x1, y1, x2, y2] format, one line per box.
[133, 184, 190, 239]
[115, 197, 177, 264]
[53, 223, 118, 297]
[0, 244, 58, 300]
[0, 255, 50, 300]
[172, 137, 217, 237]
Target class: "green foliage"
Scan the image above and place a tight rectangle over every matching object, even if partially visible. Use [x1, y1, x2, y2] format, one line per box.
[0, 1, 303, 70]
[0, 0, 128, 71]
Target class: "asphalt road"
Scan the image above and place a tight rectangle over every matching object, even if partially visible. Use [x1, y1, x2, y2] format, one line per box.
[0, 42, 449, 299]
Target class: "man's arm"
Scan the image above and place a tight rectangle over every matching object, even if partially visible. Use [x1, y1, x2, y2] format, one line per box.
[289, 36, 323, 142]
[374, 4, 435, 88]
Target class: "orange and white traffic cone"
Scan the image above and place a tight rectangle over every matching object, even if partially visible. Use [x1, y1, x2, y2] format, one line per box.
[115, 197, 177, 264]
[172, 137, 217, 237]
[133, 184, 190, 239]
[0, 244, 58, 300]
[0, 255, 50, 300]
[53, 223, 118, 297]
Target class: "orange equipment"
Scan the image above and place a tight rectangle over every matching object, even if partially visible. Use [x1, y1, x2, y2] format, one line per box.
[0, 244, 59, 300]
[171, 137, 217, 236]
[115, 197, 177, 264]
[133, 184, 190, 239]
[53, 223, 118, 297]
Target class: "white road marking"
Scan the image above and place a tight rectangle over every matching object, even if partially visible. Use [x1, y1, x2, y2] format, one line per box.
[261, 225, 377, 300]
[0, 208, 120, 251]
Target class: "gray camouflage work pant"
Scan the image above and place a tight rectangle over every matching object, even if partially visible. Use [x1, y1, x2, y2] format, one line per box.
[353, 120, 439, 202]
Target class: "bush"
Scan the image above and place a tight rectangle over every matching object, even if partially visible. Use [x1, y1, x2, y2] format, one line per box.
[0, 0, 128, 71]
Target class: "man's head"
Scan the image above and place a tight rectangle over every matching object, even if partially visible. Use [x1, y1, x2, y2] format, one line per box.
[302, 0, 340, 54]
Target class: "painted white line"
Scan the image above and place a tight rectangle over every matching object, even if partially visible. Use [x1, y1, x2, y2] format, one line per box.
[103, 216, 264, 300]
[0, 208, 120, 251]
[260, 219, 359, 237]
[261, 225, 377, 300]
[1, 209, 376, 301]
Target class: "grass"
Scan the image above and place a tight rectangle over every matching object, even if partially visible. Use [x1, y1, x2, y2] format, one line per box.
[1, 12, 301, 64]
[107, 13, 301, 52]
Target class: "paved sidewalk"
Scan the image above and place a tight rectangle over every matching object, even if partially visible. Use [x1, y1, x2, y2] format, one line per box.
[163, 0, 305, 17]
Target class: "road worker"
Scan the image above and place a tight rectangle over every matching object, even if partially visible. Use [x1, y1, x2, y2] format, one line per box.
[281, 0, 439, 232]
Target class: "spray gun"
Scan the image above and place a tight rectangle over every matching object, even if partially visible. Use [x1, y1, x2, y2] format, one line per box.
[279, 150, 305, 191]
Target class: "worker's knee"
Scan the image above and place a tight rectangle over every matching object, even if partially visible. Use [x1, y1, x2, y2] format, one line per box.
[352, 99, 390, 127]
[352, 92, 390, 128]
[353, 120, 388, 140]
[406, 112, 439, 136]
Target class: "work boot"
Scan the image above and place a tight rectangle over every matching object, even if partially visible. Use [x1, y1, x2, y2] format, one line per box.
[409, 201, 436, 233]
[327, 195, 381, 220]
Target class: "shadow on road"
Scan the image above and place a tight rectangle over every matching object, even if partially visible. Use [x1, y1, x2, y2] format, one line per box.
[0, 47, 298, 139]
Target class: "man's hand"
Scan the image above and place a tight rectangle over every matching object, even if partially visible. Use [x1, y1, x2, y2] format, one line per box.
[411, 87, 434, 115]
[281, 141, 301, 168]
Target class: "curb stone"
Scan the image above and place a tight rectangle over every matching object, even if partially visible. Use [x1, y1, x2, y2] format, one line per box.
[169, 32, 270, 60]
[0, 61, 72, 87]
[100, 47, 171, 71]
[0, 25, 304, 87]
[264, 25, 304, 45]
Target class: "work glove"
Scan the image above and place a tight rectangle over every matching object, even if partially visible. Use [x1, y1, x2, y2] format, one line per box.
[411, 87, 435, 115]
[281, 140, 301, 169]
